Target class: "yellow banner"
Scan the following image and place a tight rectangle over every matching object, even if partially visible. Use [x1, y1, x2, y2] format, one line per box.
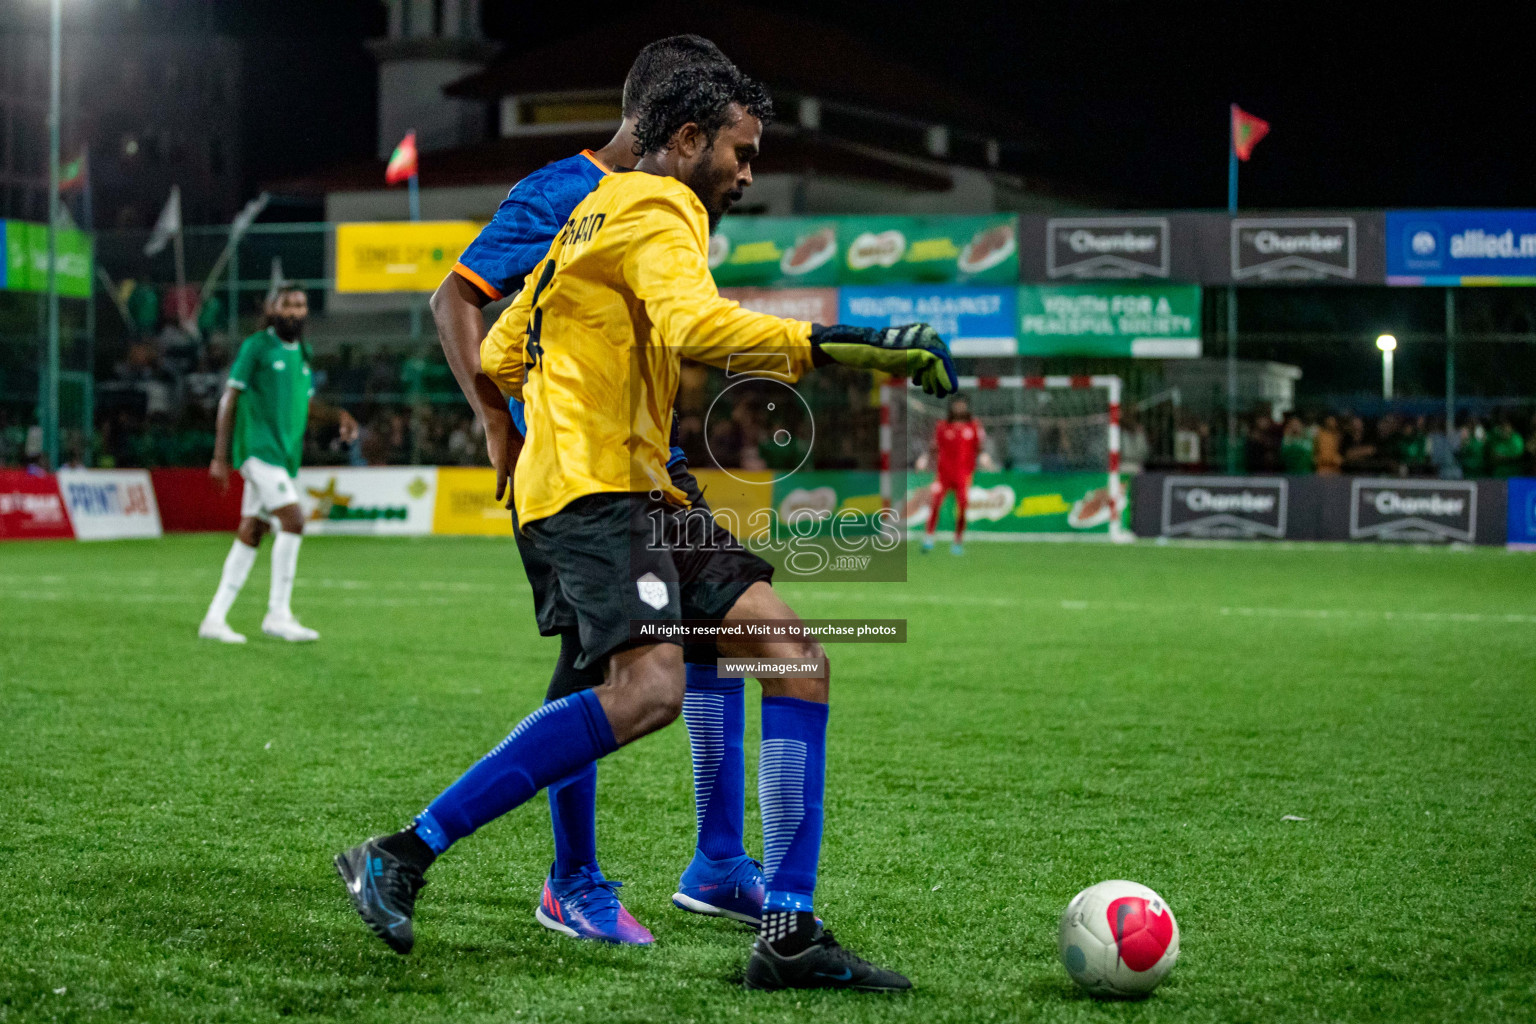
[430, 467, 775, 537]
[432, 467, 514, 535]
[334, 221, 483, 293]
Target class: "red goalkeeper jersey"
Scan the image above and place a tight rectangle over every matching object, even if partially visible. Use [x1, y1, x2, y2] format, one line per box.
[933, 418, 986, 482]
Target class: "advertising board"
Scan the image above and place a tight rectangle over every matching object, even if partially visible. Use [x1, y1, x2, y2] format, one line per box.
[334, 221, 483, 293]
[0, 470, 73, 540]
[1017, 283, 1201, 357]
[295, 467, 437, 535]
[1386, 210, 1536, 285]
[839, 286, 1017, 356]
[56, 469, 163, 540]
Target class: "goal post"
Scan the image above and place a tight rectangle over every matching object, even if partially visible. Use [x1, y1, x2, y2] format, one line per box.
[881, 374, 1128, 542]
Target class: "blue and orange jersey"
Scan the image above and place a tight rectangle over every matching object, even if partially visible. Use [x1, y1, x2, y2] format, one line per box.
[453, 151, 609, 302]
[454, 149, 688, 466]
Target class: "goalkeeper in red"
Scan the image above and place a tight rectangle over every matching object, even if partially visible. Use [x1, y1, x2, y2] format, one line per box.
[336, 62, 955, 991]
[920, 393, 994, 554]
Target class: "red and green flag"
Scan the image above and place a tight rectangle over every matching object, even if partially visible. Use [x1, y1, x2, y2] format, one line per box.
[385, 131, 418, 185]
[58, 151, 87, 193]
[1231, 105, 1270, 162]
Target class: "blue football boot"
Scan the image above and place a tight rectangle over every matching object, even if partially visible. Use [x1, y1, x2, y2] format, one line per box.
[672, 852, 766, 926]
[535, 864, 654, 945]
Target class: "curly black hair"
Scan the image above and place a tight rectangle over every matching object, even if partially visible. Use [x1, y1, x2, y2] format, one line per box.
[621, 35, 733, 118]
[632, 64, 774, 157]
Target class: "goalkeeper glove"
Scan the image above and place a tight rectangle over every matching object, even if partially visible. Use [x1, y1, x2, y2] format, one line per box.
[810, 323, 959, 397]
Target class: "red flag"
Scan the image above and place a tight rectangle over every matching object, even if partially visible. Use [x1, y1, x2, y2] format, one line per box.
[385, 131, 418, 185]
[1231, 105, 1270, 162]
[58, 151, 87, 193]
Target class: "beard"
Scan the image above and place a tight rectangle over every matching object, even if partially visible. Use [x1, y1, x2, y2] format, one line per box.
[685, 155, 740, 233]
[272, 315, 305, 341]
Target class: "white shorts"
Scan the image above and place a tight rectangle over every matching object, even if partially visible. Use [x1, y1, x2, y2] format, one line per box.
[240, 457, 301, 518]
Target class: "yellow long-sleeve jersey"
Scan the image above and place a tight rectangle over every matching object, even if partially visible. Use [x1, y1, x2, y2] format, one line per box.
[481, 170, 815, 527]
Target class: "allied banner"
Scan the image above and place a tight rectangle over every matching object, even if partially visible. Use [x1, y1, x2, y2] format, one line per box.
[840, 286, 1017, 356]
[1508, 478, 1536, 548]
[1386, 210, 1536, 285]
[1, 219, 94, 297]
[295, 467, 437, 535]
[334, 221, 483, 293]
[1017, 283, 1201, 357]
[0, 470, 73, 540]
[56, 469, 163, 540]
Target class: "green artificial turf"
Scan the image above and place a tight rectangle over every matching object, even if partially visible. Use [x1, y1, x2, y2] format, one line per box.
[1, 534, 1533, 1023]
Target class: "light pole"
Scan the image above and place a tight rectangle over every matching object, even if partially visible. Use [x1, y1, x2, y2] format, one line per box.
[42, 0, 63, 470]
[1376, 334, 1397, 401]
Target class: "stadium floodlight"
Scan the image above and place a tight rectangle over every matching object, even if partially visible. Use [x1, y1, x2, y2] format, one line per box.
[1376, 334, 1397, 400]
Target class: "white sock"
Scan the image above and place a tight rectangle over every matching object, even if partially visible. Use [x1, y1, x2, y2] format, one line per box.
[206, 539, 257, 624]
[268, 531, 302, 619]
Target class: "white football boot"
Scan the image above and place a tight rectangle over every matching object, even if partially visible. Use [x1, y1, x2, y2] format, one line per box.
[261, 613, 320, 643]
[198, 618, 248, 644]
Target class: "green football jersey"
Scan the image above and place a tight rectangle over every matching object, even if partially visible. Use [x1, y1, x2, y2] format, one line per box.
[227, 328, 313, 476]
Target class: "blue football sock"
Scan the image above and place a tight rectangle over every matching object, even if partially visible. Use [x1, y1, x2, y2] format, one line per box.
[682, 663, 748, 863]
[548, 760, 599, 877]
[415, 689, 617, 854]
[759, 696, 829, 913]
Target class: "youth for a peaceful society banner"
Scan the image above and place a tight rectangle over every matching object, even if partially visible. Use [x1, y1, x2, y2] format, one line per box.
[1017, 283, 1201, 357]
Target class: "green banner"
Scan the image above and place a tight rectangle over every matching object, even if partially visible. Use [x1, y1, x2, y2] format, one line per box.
[768, 470, 1125, 536]
[1018, 282, 1200, 358]
[709, 214, 1020, 287]
[709, 217, 841, 287]
[905, 471, 1125, 534]
[841, 214, 1018, 285]
[1, 219, 93, 297]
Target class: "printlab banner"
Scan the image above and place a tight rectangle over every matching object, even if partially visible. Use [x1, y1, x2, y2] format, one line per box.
[1386, 210, 1536, 284]
[839, 286, 1017, 356]
[56, 469, 163, 540]
[1017, 283, 1201, 357]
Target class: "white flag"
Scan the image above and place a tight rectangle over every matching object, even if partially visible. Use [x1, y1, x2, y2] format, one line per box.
[229, 192, 270, 242]
[143, 186, 182, 256]
[266, 256, 285, 306]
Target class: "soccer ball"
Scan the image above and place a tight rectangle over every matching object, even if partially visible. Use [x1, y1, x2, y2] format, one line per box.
[1058, 880, 1179, 998]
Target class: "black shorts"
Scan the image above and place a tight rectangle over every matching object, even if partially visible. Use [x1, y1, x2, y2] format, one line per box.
[521, 469, 774, 670]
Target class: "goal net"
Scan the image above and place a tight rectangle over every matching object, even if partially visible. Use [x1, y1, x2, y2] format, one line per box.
[882, 375, 1126, 541]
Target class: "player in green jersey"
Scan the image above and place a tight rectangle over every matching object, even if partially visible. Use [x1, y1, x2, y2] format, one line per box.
[199, 285, 357, 643]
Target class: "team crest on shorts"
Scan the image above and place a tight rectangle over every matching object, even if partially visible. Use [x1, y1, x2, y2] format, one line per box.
[636, 572, 669, 611]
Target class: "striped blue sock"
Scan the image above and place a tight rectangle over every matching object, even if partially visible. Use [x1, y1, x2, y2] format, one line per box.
[759, 696, 829, 913]
[682, 663, 747, 862]
[416, 689, 617, 854]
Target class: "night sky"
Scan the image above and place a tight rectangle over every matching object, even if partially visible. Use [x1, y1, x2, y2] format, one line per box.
[228, 1, 1536, 212]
